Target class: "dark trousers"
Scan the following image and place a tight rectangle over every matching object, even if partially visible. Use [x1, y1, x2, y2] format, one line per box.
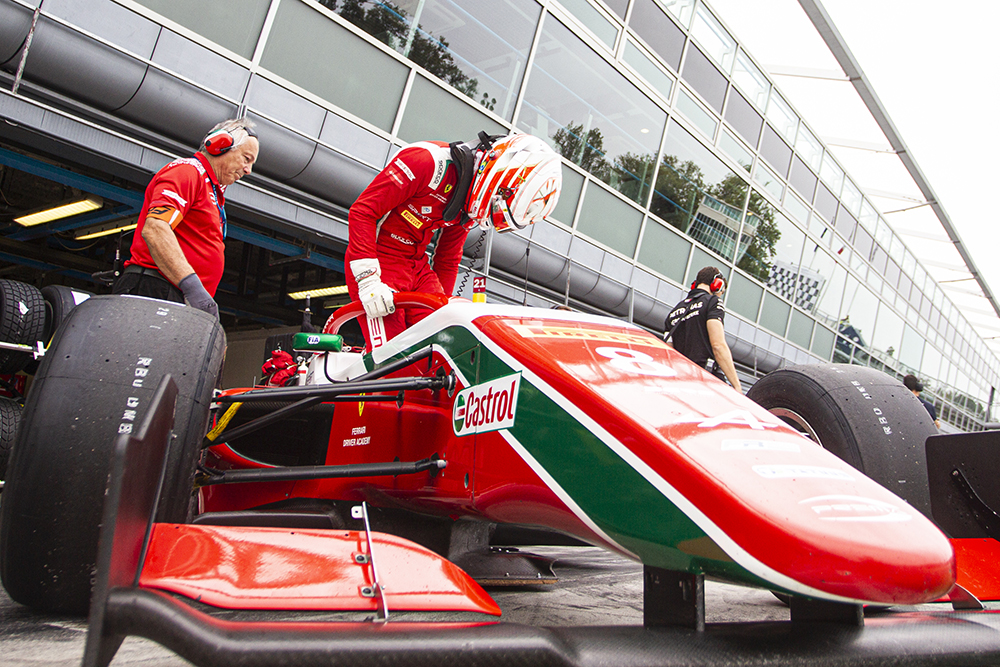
[112, 266, 184, 303]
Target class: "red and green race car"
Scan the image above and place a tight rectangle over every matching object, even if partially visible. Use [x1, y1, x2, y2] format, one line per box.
[1, 292, 996, 666]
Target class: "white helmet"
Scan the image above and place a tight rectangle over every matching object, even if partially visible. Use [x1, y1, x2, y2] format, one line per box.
[466, 133, 562, 233]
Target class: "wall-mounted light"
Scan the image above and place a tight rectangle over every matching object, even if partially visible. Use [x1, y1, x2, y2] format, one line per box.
[14, 195, 103, 227]
[288, 285, 349, 300]
[74, 217, 138, 240]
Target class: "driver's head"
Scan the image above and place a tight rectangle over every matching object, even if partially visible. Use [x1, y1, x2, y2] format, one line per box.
[466, 133, 562, 233]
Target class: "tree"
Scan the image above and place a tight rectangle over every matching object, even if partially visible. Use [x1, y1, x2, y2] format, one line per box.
[649, 154, 704, 234]
[326, 1, 480, 101]
[552, 123, 610, 180]
[736, 190, 780, 283]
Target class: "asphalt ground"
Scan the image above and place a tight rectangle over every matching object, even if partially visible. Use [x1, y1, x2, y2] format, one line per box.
[0, 545, 800, 666]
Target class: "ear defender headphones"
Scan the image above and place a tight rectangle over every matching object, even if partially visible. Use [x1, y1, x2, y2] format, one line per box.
[691, 273, 725, 293]
[203, 124, 257, 156]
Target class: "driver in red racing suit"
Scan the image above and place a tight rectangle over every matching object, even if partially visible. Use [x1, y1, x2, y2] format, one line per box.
[346, 132, 562, 348]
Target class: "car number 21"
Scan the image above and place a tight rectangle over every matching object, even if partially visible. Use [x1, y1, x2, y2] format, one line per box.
[595, 347, 676, 377]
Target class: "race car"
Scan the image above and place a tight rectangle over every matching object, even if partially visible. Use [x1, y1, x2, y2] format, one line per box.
[1, 292, 997, 666]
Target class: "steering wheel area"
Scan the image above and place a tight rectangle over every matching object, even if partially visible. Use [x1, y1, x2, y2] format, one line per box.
[322, 291, 451, 335]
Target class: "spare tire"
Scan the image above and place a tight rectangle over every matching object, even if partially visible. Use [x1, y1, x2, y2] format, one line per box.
[0, 295, 225, 613]
[0, 396, 20, 480]
[40, 284, 92, 342]
[746, 363, 936, 518]
[0, 279, 45, 374]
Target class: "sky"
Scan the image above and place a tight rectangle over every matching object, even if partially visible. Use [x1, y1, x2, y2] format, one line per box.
[706, 0, 1000, 355]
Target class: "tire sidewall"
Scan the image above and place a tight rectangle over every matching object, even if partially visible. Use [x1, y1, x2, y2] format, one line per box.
[0, 295, 225, 613]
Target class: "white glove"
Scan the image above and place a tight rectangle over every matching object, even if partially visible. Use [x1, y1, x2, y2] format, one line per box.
[351, 258, 395, 319]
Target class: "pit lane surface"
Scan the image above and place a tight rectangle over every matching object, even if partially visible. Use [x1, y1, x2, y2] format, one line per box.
[2, 545, 797, 666]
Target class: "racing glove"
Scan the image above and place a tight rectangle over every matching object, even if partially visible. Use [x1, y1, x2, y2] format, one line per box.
[179, 273, 220, 320]
[351, 258, 395, 319]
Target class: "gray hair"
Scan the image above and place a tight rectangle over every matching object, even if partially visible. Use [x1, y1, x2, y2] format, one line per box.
[201, 117, 257, 152]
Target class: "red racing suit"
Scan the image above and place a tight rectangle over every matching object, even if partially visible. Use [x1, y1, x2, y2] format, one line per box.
[346, 141, 473, 342]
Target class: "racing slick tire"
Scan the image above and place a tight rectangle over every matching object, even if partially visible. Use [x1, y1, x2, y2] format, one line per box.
[0, 295, 225, 614]
[746, 363, 936, 518]
[0, 279, 46, 375]
[22, 285, 93, 375]
[0, 396, 20, 480]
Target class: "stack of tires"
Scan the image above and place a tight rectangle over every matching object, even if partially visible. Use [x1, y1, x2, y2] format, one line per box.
[0, 281, 94, 480]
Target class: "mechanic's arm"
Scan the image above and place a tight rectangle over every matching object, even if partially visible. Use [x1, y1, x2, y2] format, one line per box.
[142, 210, 196, 285]
[707, 319, 742, 393]
[142, 207, 219, 319]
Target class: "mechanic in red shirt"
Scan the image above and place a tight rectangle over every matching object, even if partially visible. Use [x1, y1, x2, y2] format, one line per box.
[346, 132, 562, 347]
[113, 118, 260, 319]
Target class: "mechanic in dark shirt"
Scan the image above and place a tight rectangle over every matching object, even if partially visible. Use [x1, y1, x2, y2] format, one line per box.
[664, 266, 742, 393]
[903, 374, 940, 429]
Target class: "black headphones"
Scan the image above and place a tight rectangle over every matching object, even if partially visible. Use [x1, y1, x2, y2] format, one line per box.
[692, 272, 725, 293]
[203, 123, 257, 156]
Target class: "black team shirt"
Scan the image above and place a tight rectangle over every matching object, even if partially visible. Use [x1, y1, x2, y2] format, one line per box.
[665, 288, 726, 369]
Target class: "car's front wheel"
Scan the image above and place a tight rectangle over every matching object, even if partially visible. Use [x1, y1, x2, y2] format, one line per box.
[0, 295, 225, 614]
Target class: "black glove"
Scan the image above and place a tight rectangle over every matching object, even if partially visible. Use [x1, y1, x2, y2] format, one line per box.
[178, 273, 220, 320]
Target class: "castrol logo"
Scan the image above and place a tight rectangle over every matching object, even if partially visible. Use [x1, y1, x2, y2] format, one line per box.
[453, 373, 521, 436]
[800, 495, 912, 522]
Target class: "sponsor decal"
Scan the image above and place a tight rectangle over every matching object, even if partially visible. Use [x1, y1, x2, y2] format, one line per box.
[752, 465, 854, 481]
[307, 335, 320, 345]
[800, 495, 911, 522]
[421, 205, 432, 215]
[698, 410, 781, 431]
[393, 158, 415, 181]
[162, 188, 189, 208]
[389, 232, 415, 245]
[721, 439, 801, 452]
[343, 425, 370, 447]
[400, 209, 424, 229]
[510, 323, 662, 347]
[453, 373, 520, 436]
[401, 209, 423, 229]
[444, 184, 453, 193]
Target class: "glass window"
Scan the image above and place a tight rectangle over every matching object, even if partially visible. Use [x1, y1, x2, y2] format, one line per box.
[660, 0, 695, 27]
[841, 178, 862, 216]
[135, 0, 270, 59]
[676, 87, 718, 139]
[398, 74, 506, 142]
[795, 124, 822, 171]
[888, 232, 905, 264]
[759, 124, 792, 177]
[788, 308, 814, 349]
[759, 291, 791, 337]
[731, 49, 768, 108]
[690, 3, 736, 72]
[859, 198, 878, 233]
[745, 198, 807, 302]
[753, 161, 783, 201]
[812, 324, 835, 361]
[719, 129, 753, 173]
[724, 88, 763, 147]
[853, 225, 874, 262]
[874, 216, 892, 247]
[841, 277, 878, 351]
[652, 121, 748, 260]
[557, 0, 618, 48]
[577, 183, 644, 257]
[603, 0, 629, 19]
[819, 151, 844, 194]
[551, 163, 584, 225]
[329, 0, 539, 120]
[804, 245, 846, 322]
[629, 0, 686, 73]
[681, 43, 727, 112]
[814, 182, 838, 223]
[728, 270, 764, 321]
[637, 217, 691, 283]
[622, 38, 674, 101]
[765, 92, 797, 144]
[788, 155, 817, 202]
[519, 16, 667, 205]
[262, 0, 409, 131]
[902, 248, 916, 277]
[872, 306, 904, 362]
[834, 207, 857, 242]
[783, 191, 810, 226]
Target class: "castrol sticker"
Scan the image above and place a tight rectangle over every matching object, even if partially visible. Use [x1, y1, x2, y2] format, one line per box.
[453, 373, 520, 436]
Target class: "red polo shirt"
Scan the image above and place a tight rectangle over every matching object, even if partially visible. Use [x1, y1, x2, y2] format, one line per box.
[126, 152, 226, 296]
